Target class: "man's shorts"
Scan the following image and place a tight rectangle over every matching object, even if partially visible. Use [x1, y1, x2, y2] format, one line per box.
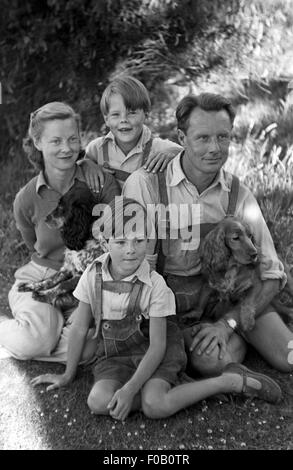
[164, 273, 217, 316]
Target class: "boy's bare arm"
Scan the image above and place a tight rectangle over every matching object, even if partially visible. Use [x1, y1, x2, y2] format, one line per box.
[78, 158, 105, 192]
[31, 301, 93, 390]
[144, 147, 180, 173]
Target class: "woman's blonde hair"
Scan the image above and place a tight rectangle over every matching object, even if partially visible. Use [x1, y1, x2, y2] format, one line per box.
[23, 102, 81, 171]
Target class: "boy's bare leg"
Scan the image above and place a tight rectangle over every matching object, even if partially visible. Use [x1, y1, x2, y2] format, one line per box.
[87, 379, 141, 415]
[141, 373, 262, 419]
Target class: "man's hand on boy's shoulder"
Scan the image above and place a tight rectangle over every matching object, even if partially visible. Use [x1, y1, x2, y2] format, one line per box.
[144, 149, 178, 173]
[79, 158, 105, 193]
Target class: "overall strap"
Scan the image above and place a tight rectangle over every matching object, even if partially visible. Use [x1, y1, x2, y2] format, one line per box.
[102, 138, 154, 182]
[93, 262, 144, 336]
[156, 171, 169, 276]
[102, 281, 133, 293]
[126, 279, 144, 317]
[102, 141, 130, 181]
[92, 262, 103, 338]
[141, 137, 153, 166]
[102, 139, 110, 163]
[226, 174, 240, 217]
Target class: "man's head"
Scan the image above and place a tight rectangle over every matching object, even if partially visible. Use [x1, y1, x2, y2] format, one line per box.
[176, 93, 235, 179]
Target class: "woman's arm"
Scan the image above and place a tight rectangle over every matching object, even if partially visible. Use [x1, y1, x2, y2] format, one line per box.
[13, 195, 36, 250]
[31, 301, 93, 390]
[107, 316, 167, 420]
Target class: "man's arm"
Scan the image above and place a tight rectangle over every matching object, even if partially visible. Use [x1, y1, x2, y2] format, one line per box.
[190, 279, 281, 359]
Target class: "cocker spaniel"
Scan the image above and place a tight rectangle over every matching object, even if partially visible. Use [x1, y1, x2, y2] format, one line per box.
[195, 216, 261, 332]
[18, 184, 106, 315]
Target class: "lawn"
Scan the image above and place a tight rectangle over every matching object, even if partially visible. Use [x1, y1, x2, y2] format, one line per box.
[1, 274, 293, 450]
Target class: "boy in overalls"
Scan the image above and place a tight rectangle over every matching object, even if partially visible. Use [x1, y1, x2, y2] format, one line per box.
[31, 198, 282, 420]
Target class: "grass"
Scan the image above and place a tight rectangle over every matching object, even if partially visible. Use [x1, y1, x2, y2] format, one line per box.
[2, 0, 293, 451]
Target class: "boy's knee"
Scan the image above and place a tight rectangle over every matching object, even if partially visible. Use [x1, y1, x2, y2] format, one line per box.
[87, 388, 111, 414]
[142, 391, 169, 419]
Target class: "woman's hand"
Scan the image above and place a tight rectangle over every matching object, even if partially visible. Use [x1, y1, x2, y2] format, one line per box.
[144, 151, 177, 173]
[189, 321, 231, 360]
[107, 384, 136, 421]
[31, 373, 72, 391]
[79, 159, 105, 193]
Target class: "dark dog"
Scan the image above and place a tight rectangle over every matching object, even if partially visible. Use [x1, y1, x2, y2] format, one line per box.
[18, 184, 106, 314]
[187, 216, 261, 332]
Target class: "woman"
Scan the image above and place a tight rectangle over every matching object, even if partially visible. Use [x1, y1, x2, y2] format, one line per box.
[0, 102, 120, 361]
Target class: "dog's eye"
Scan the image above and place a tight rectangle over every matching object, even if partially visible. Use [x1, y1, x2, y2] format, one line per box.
[231, 236, 239, 241]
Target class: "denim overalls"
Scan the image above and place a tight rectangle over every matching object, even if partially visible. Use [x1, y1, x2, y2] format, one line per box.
[91, 261, 187, 385]
[155, 170, 240, 315]
[92, 263, 149, 358]
[101, 137, 153, 184]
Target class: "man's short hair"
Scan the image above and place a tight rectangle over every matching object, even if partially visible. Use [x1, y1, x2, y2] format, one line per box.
[176, 93, 235, 133]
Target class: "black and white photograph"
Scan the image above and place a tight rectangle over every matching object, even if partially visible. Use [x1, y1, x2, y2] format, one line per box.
[1, 0, 293, 453]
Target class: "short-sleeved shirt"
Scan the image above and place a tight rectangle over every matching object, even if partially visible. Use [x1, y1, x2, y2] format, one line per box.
[123, 152, 286, 285]
[13, 166, 120, 271]
[73, 252, 176, 320]
[85, 125, 181, 188]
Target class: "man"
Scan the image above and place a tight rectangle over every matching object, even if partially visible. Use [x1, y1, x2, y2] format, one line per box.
[123, 92, 293, 375]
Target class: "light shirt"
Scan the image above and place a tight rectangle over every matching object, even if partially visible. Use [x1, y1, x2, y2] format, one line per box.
[85, 124, 181, 187]
[123, 152, 286, 285]
[73, 252, 176, 320]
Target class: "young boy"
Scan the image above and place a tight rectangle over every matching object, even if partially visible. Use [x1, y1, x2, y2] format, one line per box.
[81, 76, 182, 190]
[31, 198, 282, 421]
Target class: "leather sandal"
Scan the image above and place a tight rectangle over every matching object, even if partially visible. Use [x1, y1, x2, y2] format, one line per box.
[223, 362, 282, 404]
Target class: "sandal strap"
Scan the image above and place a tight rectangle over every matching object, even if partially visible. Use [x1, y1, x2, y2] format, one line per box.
[242, 370, 248, 393]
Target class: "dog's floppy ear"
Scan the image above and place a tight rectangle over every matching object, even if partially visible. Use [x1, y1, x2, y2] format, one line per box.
[62, 205, 93, 250]
[200, 223, 231, 274]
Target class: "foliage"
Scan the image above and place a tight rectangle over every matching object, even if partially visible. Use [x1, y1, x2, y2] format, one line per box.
[1, 0, 213, 163]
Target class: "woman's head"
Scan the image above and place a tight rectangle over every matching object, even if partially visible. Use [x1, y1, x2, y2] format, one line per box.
[23, 102, 82, 171]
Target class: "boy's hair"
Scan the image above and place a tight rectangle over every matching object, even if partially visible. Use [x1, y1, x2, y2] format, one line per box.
[23, 102, 81, 171]
[94, 196, 148, 241]
[176, 93, 235, 134]
[100, 76, 151, 116]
